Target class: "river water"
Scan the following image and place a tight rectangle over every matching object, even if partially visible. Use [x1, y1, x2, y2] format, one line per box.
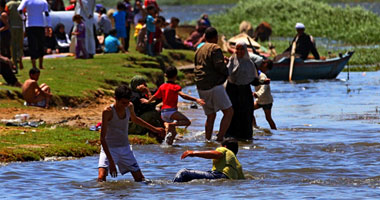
[1, 71, 380, 199]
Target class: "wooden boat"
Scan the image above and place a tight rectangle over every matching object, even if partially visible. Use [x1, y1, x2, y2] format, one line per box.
[266, 51, 354, 81]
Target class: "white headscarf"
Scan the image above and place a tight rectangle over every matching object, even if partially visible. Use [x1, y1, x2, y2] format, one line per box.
[227, 41, 259, 85]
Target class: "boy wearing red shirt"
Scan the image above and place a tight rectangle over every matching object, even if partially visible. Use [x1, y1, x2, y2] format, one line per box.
[146, 66, 205, 145]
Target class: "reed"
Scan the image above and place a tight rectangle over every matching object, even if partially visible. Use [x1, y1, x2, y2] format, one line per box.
[212, 0, 380, 44]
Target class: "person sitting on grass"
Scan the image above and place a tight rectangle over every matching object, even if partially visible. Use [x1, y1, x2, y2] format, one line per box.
[253, 59, 277, 130]
[22, 68, 52, 109]
[173, 138, 245, 182]
[98, 85, 165, 182]
[104, 29, 126, 53]
[145, 66, 205, 145]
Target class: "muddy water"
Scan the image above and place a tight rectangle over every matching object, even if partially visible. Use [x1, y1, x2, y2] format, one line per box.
[1, 71, 380, 199]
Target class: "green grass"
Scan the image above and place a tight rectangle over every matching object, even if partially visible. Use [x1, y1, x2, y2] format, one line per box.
[0, 48, 195, 106]
[212, 0, 380, 45]
[0, 124, 159, 162]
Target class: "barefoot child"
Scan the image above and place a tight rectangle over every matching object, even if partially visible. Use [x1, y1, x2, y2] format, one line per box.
[253, 60, 277, 130]
[72, 14, 88, 59]
[98, 85, 165, 182]
[145, 66, 205, 145]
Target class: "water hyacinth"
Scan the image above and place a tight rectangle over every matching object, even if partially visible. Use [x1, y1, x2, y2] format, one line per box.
[212, 0, 380, 44]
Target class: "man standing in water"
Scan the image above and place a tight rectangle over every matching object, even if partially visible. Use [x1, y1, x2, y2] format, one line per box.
[75, 0, 96, 58]
[194, 27, 233, 142]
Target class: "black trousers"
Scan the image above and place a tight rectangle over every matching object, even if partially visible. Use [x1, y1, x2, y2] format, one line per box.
[26, 27, 45, 59]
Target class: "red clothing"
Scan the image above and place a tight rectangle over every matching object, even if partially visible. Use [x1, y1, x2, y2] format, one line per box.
[144, 0, 159, 10]
[153, 82, 182, 110]
[65, 4, 75, 11]
[154, 27, 163, 54]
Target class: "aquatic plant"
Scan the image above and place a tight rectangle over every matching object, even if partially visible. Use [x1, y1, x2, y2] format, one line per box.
[212, 0, 380, 44]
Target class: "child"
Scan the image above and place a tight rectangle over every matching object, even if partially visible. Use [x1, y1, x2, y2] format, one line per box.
[253, 60, 277, 130]
[173, 138, 244, 182]
[154, 16, 166, 55]
[98, 85, 165, 182]
[113, 2, 127, 50]
[22, 68, 52, 108]
[72, 14, 88, 59]
[134, 18, 145, 42]
[104, 29, 126, 53]
[145, 5, 156, 56]
[145, 66, 205, 145]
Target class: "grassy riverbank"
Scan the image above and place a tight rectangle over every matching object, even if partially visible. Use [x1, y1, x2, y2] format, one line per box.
[0, 49, 194, 107]
[212, 0, 380, 45]
[0, 124, 158, 162]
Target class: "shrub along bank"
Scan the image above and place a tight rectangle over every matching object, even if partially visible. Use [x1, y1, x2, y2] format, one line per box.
[212, 0, 380, 45]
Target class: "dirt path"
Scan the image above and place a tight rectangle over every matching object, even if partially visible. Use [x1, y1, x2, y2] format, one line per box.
[0, 97, 114, 127]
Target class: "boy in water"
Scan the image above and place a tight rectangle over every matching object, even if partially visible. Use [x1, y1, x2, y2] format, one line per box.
[253, 60, 277, 130]
[145, 66, 205, 145]
[22, 68, 51, 108]
[98, 85, 165, 182]
[173, 138, 244, 182]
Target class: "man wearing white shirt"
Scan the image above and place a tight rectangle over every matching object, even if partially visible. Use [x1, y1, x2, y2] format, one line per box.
[75, 0, 95, 58]
[18, 0, 51, 69]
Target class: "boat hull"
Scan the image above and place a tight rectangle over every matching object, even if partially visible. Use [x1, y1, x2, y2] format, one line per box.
[267, 51, 354, 81]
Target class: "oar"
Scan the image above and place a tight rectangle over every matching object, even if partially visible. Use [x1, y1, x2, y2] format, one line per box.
[289, 37, 298, 82]
[247, 37, 260, 56]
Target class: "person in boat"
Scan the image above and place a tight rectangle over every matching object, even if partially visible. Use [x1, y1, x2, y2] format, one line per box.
[283, 23, 320, 60]
[194, 27, 233, 142]
[173, 138, 244, 182]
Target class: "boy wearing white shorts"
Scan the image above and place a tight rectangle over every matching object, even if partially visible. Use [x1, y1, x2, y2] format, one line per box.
[146, 66, 205, 145]
[97, 85, 164, 182]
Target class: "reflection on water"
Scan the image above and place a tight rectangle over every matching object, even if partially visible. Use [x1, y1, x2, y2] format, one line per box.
[1, 71, 380, 199]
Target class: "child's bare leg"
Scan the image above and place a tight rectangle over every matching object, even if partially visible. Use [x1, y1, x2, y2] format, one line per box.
[97, 167, 107, 182]
[166, 111, 191, 145]
[252, 102, 259, 128]
[131, 170, 145, 182]
[264, 109, 277, 130]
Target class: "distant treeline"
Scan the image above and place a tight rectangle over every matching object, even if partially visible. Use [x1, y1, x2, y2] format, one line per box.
[212, 0, 380, 44]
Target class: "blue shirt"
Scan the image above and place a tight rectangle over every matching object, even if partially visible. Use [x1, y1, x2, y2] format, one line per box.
[113, 11, 126, 29]
[104, 35, 120, 53]
[146, 14, 155, 33]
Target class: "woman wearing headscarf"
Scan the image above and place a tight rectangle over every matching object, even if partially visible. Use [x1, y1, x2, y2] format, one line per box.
[54, 23, 71, 53]
[129, 75, 164, 141]
[225, 42, 261, 140]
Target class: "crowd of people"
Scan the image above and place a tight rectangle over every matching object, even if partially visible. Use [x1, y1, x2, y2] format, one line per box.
[0, 0, 323, 183]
